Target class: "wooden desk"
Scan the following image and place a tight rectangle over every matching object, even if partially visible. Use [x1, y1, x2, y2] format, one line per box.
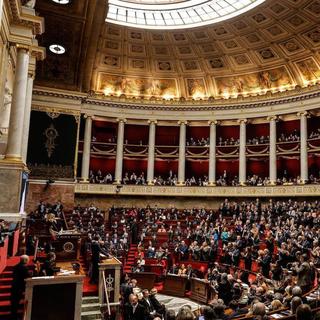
[129, 272, 157, 290]
[25, 275, 84, 320]
[190, 278, 210, 303]
[162, 274, 187, 297]
[56, 261, 85, 276]
[38, 232, 81, 261]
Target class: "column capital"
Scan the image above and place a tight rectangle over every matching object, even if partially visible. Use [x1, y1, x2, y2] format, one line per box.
[267, 115, 279, 122]
[178, 120, 188, 125]
[208, 120, 219, 126]
[148, 119, 157, 125]
[116, 118, 127, 123]
[84, 114, 93, 120]
[28, 71, 35, 79]
[15, 44, 30, 53]
[297, 111, 310, 118]
[237, 118, 247, 124]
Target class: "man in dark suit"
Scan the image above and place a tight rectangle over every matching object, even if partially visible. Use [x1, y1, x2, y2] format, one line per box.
[124, 294, 147, 320]
[149, 288, 166, 317]
[90, 237, 101, 284]
[140, 289, 156, 319]
[11, 255, 30, 320]
[295, 254, 312, 293]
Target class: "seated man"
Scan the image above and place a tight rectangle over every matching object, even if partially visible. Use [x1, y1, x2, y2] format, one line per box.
[124, 293, 147, 320]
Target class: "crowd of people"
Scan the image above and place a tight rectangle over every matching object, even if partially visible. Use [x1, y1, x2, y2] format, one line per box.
[278, 131, 300, 143]
[115, 199, 320, 319]
[22, 197, 320, 320]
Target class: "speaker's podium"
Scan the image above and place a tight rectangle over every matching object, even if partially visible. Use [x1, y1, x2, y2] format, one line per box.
[24, 274, 84, 320]
[98, 256, 122, 314]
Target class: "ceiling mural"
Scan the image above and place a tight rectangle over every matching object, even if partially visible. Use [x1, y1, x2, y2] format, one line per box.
[34, 0, 320, 103]
[93, 0, 320, 100]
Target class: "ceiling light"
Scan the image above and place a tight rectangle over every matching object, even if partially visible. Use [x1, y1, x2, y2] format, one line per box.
[49, 44, 66, 55]
[52, 0, 70, 4]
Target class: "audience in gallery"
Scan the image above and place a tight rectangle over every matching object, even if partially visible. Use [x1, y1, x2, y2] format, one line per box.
[278, 131, 300, 143]
[90, 129, 320, 149]
[309, 129, 320, 139]
[187, 137, 210, 146]
[247, 136, 270, 145]
[88, 168, 320, 187]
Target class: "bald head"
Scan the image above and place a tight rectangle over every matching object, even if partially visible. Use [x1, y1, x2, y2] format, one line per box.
[20, 255, 29, 265]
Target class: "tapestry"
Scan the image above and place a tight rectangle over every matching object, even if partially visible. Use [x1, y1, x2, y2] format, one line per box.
[27, 111, 77, 179]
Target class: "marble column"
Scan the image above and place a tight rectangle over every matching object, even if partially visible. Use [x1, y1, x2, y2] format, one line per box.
[81, 115, 92, 181]
[21, 73, 34, 164]
[0, 0, 3, 26]
[238, 119, 247, 185]
[268, 116, 277, 185]
[5, 47, 30, 161]
[147, 120, 157, 185]
[208, 120, 217, 185]
[299, 111, 309, 183]
[178, 121, 187, 185]
[114, 118, 126, 184]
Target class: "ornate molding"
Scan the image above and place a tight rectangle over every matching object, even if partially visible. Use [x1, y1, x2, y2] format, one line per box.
[33, 83, 320, 112]
[75, 183, 320, 197]
[31, 105, 81, 117]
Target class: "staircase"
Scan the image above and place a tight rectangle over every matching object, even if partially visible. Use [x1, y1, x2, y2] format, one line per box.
[123, 244, 137, 273]
[81, 296, 102, 320]
[0, 257, 33, 320]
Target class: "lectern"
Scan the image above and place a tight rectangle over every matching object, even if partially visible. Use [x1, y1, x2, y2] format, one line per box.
[98, 257, 122, 307]
[24, 275, 84, 320]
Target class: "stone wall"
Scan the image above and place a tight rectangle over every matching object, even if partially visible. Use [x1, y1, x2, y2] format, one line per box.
[0, 166, 22, 214]
[26, 180, 75, 212]
[75, 194, 223, 210]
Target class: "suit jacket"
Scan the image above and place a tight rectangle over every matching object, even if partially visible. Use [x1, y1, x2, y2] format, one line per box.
[11, 262, 30, 292]
[140, 297, 154, 313]
[124, 302, 147, 320]
[297, 261, 312, 287]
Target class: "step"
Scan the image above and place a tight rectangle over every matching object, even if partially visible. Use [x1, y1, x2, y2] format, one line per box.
[82, 296, 99, 304]
[81, 302, 100, 312]
[0, 310, 23, 320]
[0, 278, 13, 285]
[0, 272, 12, 279]
[81, 310, 102, 320]
[0, 293, 10, 301]
[0, 286, 11, 293]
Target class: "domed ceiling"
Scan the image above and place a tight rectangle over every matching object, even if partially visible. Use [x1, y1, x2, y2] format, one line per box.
[35, 0, 320, 102]
[106, 0, 265, 29]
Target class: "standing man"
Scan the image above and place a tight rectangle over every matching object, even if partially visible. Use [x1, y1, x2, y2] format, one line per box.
[11, 255, 30, 320]
[124, 294, 147, 320]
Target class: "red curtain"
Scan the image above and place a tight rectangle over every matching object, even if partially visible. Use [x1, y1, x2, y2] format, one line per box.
[247, 159, 269, 177]
[216, 159, 239, 178]
[187, 126, 209, 140]
[155, 126, 179, 146]
[90, 157, 115, 174]
[123, 159, 147, 174]
[308, 118, 319, 134]
[277, 157, 299, 177]
[154, 160, 178, 176]
[277, 120, 299, 135]
[124, 125, 149, 144]
[92, 121, 117, 142]
[186, 160, 209, 177]
[246, 123, 269, 139]
[308, 154, 320, 176]
[217, 125, 239, 139]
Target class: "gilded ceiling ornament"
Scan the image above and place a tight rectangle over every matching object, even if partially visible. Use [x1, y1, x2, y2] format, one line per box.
[44, 124, 59, 158]
[46, 111, 60, 119]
